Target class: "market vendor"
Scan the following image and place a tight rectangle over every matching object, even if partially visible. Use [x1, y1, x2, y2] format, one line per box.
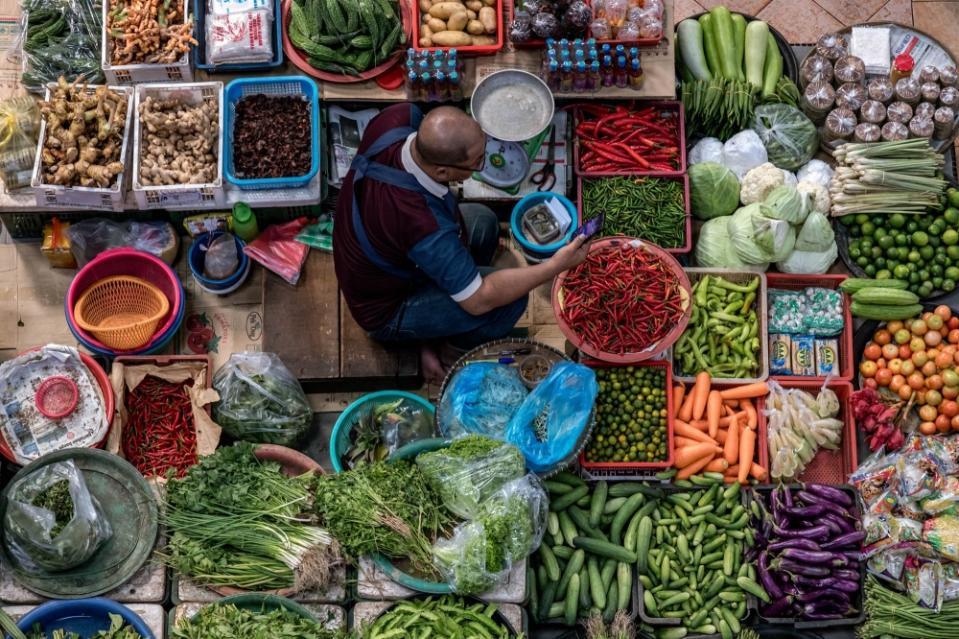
[334, 104, 588, 380]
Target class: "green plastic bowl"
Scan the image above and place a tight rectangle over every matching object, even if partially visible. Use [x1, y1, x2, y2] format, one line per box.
[372, 437, 454, 594]
[329, 390, 436, 473]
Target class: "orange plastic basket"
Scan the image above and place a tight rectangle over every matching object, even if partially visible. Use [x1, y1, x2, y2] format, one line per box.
[73, 276, 170, 350]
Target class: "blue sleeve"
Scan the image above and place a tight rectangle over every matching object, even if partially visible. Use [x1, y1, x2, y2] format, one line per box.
[408, 228, 481, 301]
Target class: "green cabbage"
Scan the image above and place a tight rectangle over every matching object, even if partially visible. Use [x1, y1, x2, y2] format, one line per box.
[795, 211, 835, 252]
[689, 162, 740, 220]
[752, 104, 819, 171]
[695, 217, 753, 269]
[728, 204, 792, 265]
[764, 185, 809, 225]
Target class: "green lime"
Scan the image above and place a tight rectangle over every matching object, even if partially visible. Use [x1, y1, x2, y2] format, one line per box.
[933, 276, 944, 289]
[945, 207, 959, 225]
[931, 236, 942, 248]
[857, 256, 870, 268]
[944, 278, 957, 292]
[918, 284, 933, 298]
[877, 235, 895, 249]
[876, 269, 892, 280]
[944, 229, 959, 246]
[948, 245, 959, 260]
[907, 221, 919, 233]
[913, 231, 930, 246]
[909, 250, 922, 263]
[889, 213, 907, 229]
[886, 247, 900, 259]
[898, 247, 910, 260]
[932, 264, 944, 277]
[919, 269, 931, 281]
[948, 189, 959, 209]
[864, 265, 877, 276]
[895, 233, 908, 246]
[855, 214, 870, 225]
[860, 238, 874, 251]
[920, 246, 935, 260]
[910, 271, 921, 284]
[861, 222, 876, 236]
[872, 246, 883, 258]
[894, 264, 911, 279]
[849, 247, 861, 259]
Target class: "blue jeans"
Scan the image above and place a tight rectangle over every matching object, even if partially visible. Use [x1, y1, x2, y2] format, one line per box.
[370, 204, 528, 350]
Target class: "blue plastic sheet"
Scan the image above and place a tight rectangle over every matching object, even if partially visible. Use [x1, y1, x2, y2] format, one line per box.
[506, 362, 598, 473]
[438, 363, 528, 439]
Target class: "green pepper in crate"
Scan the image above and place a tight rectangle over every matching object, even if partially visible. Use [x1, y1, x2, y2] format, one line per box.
[581, 177, 686, 248]
[585, 366, 668, 464]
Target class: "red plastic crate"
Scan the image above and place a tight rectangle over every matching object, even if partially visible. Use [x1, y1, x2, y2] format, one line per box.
[576, 174, 691, 254]
[413, 0, 504, 55]
[765, 273, 854, 382]
[573, 101, 686, 177]
[773, 379, 858, 485]
[507, 0, 663, 49]
[579, 358, 675, 471]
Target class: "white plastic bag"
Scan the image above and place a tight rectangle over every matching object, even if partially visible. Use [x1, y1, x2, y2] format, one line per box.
[689, 137, 724, 165]
[722, 130, 768, 179]
[797, 159, 834, 188]
[206, 9, 273, 65]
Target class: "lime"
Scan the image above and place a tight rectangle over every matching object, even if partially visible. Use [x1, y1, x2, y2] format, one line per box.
[910, 271, 921, 284]
[933, 276, 944, 289]
[918, 285, 933, 298]
[895, 233, 908, 246]
[894, 264, 911, 279]
[945, 207, 959, 225]
[878, 235, 895, 249]
[857, 256, 870, 268]
[920, 246, 935, 260]
[876, 269, 892, 280]
[855, 214, 870, 225]
[947, 266, 959, 280]
[889, 213, 907, 229]
[875, 258, 887, 269]
[861, 222, 876, 236]
[948, 245, 959, 260]
[872, 246, 883, 258]
[909, 250, 922, 263]
[886, 247, 900, 259]
[913, 231, 930, 247]
[948, 188, 959, 209]
[907, 221, 919, 233]
[945, 279, 957, 292]
[864, 264, 877, 276]
[861, 238, 874, 251]
[932, 263, 944, 276]
[944, 229, 959, 246]
[898, 247, 910, 260]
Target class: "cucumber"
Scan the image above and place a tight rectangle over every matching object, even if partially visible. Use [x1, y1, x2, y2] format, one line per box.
[589, 481, 608, 528]
[579, 565, 591, 610]
[852, 287, 920, 305]
[611, 492, 646, 544]
[544, 480, 573, 495]
[616, 562, 632, 610]
[550, 485, 589, 512]
[572, 537, 638, 563]
[657, 629, 688, 639]
[603, 497, 628, 515]
[602, 580, 618, 623]
[558, 511, 578, 546]
[528, 565, 540, 621]
[552, 471, 586, 487]
[539, 544, 561, 581]
[851, 302, 924, 321]
[588, 558, 606, 609]
[558, 549, 586, 595]
[565, 574, 580, 626]
[839, 277, 909, 293]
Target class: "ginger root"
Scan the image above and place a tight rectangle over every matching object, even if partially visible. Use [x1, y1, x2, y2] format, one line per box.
[107, 0, 197, 65]
[137, 94, 218, 187]
[39, 76, 128, 189]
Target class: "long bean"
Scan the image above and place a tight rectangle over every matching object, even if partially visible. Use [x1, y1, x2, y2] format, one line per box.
[582, 177, 687, 249]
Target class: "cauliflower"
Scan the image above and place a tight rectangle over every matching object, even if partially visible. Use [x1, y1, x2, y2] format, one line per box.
[781, 170, 798, 187]
[798, 180, 830, 214]
[740, 163, 784, 205]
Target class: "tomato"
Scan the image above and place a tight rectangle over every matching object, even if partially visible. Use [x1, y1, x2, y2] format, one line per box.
[901, 360, 917, 376]
[860, 361, 878, 378]
[927, 374, 944, 390]
[913, 351, 930, 367]
[882, 343, 901, 360]
[928, 347, 942, 361]
[887, 320, 905, 333]
[936, 414, 951, 432]
[909, 372, 926, 389]
[865, 378, 879, 390]
[894, 329, 912, 345]
[889, 358, 903, 374]
[918, 390, 928, 405]
[949, 330, 959, 344]
[912, 320, 930, 336]
[899, 384, 915, 400]
[874, 329, 893, 345]
[952, 414, 959, 431]
[899, 344, 913, 360]
[875, 368, 894, 386]
[923, 360, 938, 377]
[921, 421, 938, 435]
[926, 330, 944, 347]
[890, 375, 906, 393]
[863, 344, 882, 361]
[929, 315, 946, 331]
[877, 358, 887, 369]
[912, 337, 928, 353]
[941, 400, 959, 418]
[937, 351, 955, 370]
[935, 305, 953, 321]
[950, 316, 959, 330]
[943, 385, 959, 400]
[927, 389, 943, 406]
[944, 369, 959, 387]
[920, 404, 939, 421]
[924, 312, 935, 323]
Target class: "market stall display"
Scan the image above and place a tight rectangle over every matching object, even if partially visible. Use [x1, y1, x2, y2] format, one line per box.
[171, 596, 339, 639]
[18, 0, 102, 92]
[578, 175, 689, 251]
[574, 102, 684, 175]
[363, 596, 518, 637]
[1, 599, 154, 638]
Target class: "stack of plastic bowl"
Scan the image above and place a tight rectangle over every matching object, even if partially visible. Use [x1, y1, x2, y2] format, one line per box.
[65, 248, 184, 357]
[188, 232, 251, 295]
[510, 191, 579, 264]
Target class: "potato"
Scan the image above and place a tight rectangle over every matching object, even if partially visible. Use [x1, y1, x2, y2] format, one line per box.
[418, 0, 431, 12]
[466, 18, 484, 34]
[422, 23, 433, 36]
[481, 0, 494, 5]
[419, 36, 433, 46]
[466, 8, 476, 18]
[431, 30, 473, 46]
[446, 10, 468, 30]
[465, 0, 482, 9]
[427, 17, 447, 31]
[470, 34, 495, 44]
[429, 1, 467, 18]
[478, 6, 496, 33]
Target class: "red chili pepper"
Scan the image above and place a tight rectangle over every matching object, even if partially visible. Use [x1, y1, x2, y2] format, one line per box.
[122, 375, 198, 478]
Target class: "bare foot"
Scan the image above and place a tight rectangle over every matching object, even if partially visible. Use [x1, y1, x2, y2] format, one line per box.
[420, 344, 448, 384]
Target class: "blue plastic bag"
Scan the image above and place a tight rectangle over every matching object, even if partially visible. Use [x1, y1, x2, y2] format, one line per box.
[438, 363, 528, 439]
[505, 362, 598, 473]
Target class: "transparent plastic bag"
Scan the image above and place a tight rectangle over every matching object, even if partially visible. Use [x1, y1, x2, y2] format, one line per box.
[3, 460, 112, 572]
[0, 96, 39, 190]
[244, 217, 310, 286]
[66, 219, 179, 266]
[438, 363, 528, 440]
[751, 104, 819, 171]
[416, 435, 526, 520]
[205, 9, 274, 65]
[213, 352, 313, 446]
[203, 232, 239, 280]
[344, 396, 435, 468]
[432, 474, 547, 594]
[505, 362, 598, 474]
[17, 0, 104, 92]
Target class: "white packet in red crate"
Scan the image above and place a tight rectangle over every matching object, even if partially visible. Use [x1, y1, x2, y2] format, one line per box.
[206, 9, 274, 65]
[208, 0, 272, 14]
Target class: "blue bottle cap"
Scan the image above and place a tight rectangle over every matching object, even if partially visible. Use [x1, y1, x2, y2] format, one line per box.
[586, 38, 596, 47]
[561, 60, 572, 71]
[450, 71, 460, 83]
[590, 60, 600, 71]
[576, 61, 586, 72]
[629, 47, 639, 57]
[617, 55, 627, 68]
[549, 59, 559, 71]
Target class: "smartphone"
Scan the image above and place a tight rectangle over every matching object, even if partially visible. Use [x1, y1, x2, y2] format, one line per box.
[579, 213, 605, 239]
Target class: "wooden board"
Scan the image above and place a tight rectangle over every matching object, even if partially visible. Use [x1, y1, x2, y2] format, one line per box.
[339, 293, 419, 381]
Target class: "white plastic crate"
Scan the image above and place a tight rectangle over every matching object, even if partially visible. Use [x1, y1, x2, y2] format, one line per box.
[30, 83, 134, 212]
[101, 0, 194, 84]
[132, 82, 225, 210]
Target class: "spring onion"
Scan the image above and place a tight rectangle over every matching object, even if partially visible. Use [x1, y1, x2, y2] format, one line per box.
[861, 576, 959, 638]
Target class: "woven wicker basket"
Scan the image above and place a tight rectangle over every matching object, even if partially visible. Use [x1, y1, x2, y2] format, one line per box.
[74, 276, 170, 350]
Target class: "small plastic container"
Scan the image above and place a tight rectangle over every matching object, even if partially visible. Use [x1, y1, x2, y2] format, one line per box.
[15, 599, 155, 638]
[35, 376, 79, 419]
[510, 192, 580, 263]
[187, 231, 250, 290]
[101, 0, 193, 84]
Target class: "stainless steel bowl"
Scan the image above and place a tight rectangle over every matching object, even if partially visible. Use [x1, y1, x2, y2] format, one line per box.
[470, 69, 555, 142]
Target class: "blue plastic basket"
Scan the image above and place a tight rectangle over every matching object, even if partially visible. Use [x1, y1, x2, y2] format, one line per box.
[188, 231, 250, 289]
[510, 192, 579, 261]
[15, 598, 155, 638]
[224, 76, 320, 190]
[193, 0, 284, 72]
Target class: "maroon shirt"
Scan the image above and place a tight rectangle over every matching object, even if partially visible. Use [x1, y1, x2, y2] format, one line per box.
[334, 105, 478, 331]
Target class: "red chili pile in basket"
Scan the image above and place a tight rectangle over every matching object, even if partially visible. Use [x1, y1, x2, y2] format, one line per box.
[577, 104, 681, 173]
[560, 243, 686, 355]
[123, 375, 198, 478]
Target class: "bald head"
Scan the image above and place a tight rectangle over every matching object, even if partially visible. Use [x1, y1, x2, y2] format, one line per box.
[415, 107, 486, 166]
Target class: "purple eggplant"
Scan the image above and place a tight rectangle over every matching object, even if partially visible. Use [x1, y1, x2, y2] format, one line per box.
[798, 589, 851, 603]
[797, 491, 856, 519]
[821, 530, 866, 550]
[840, 550, 864, 562]
[781, 548, 849, 565]
[768, 538, 821, 552]
[794, 576, 860, 593]
[803, 600, 857, 619]
[822, 511, 855, 534]
[771, 558, 831, 577]
[833, 568, 859, 581]
[759, 551, 784, 600]
[785, 504, 828, 518]
[804, 483, 853, 506]
[772, 523, 830, 540]
[762, 595, 796, 618]
[819, 516, 843, 536]
[784, 485, 794, 508]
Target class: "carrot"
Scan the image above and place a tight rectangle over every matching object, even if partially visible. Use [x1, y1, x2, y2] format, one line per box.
[724, 464, 739, 477]
[705, 458, 729, 473]
[723, 476, 740, 484]
[743, 399, 758, 429]
[716, 429, 727, 444]
[675, 421, 718, 444]
[678, 381, 697, 421]
[721, 404, 732, 417]
[676, 442, 722, 468]
[673, 384, 686, 418]
[718, 382, 768, 401]
[691, 372, 711, 421]
[706, 391, 722, 439]
[720, 411, 747, 427]
[689, 420, 708, 432]
[738, 426, 756, 483]
[676, 452, 714, 480]
[750, 462, 768, 481]
[675, 436, 701, 448]
[724, 415, 740, 465]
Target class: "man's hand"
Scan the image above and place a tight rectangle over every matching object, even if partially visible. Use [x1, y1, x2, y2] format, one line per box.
[548, 234, 591, 274]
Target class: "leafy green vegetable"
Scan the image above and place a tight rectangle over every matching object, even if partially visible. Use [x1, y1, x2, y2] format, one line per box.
[28, 614, 142, 639]
[345, 398, 434, 469]
[689, 162, 740, 220]
[171, 603, 345, 639]
[794, 210, 835, 252]
[694, 216, 752, 269]
[415, 436, 526, 520]
[728, 203, 793, 264]
[752, 103, 818, 171]
[31, 480, 72, 538]
[363, 596, 514, 639]
[314, 461, 450, 574]
[763, 184, 809, 224]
